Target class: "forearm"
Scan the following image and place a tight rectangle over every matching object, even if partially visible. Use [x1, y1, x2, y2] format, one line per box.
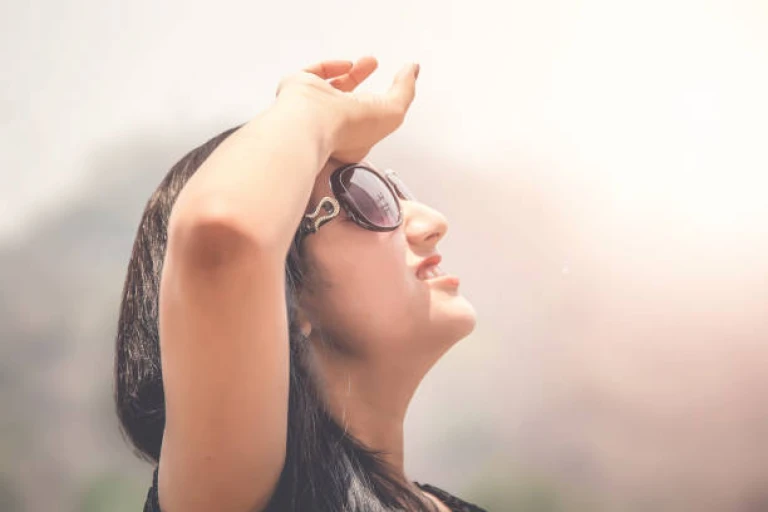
[170, 98, 336, 258]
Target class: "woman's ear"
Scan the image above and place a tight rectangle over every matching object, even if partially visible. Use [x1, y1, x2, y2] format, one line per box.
[295, 306, 313, 338]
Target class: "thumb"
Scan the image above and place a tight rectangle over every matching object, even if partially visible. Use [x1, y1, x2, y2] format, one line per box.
[386, 62, 419, 112]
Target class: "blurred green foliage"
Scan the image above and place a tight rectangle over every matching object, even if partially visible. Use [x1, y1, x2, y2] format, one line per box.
[78, 473, 145, 512]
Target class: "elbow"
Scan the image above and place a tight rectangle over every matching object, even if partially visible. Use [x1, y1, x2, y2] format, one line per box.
[167, 199, 274, 269]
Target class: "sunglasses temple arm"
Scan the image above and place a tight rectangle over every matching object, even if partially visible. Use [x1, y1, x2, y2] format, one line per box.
[300, 196, 341, 236]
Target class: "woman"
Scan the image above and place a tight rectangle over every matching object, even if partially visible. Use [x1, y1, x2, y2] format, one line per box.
[114, 56, 485, 511]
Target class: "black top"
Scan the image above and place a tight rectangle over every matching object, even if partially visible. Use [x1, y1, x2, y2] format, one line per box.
[143, 465, 488, 512]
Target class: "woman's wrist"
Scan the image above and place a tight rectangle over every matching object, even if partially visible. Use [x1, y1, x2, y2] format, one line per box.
[266, 94, 341, 164]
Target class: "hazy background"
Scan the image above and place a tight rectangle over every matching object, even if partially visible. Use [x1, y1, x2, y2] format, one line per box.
[2, 0, 768, 510]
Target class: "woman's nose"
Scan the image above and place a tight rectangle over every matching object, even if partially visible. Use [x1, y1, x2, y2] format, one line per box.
[403, 200, 448, 245]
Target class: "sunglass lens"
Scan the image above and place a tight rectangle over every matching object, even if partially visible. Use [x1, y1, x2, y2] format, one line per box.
[384, 169, 417, 201]
[339, 167, 400, 228]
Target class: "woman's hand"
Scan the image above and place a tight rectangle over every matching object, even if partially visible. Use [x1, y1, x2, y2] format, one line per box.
[274, 56, 419, 163]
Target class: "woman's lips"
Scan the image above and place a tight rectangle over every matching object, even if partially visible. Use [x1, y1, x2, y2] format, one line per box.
[416, 253, 442, 280]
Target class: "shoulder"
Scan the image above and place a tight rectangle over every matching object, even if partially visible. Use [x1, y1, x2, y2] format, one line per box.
[414, 481, 489, 512]
[144, 467, 488, 512]
[143, 465, 281, 512]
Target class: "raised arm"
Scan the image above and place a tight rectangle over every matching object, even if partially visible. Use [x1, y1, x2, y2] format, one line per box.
[155, 57, 418, 512]
[156, 101, 332, 512]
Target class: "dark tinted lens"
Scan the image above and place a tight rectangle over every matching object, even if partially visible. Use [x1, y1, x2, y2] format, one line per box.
[384, 169, 417, 201]
[338, 167, 400, 228]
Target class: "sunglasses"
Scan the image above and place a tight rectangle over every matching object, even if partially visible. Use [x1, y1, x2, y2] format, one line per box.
[295, 163, 417, 247]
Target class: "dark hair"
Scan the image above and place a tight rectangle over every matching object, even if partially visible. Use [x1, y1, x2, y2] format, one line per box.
[113, 124, 439, 511]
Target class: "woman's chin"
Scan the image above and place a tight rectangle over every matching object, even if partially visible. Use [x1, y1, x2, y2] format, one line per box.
[445, 291, 476, 318]
[432, 296, 478, 343]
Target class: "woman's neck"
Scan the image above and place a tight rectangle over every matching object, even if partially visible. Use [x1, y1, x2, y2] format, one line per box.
[308, 343, 430, 479]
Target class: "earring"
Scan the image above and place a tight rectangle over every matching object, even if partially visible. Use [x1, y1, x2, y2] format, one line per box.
[301, 325, 312, 338]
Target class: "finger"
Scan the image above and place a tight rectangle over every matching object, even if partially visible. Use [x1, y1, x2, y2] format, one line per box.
[303, 59, 354, 79]
[328, 55, 378, 92]
[386, 62, 419, 112]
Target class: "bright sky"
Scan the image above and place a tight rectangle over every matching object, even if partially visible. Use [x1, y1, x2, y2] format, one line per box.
[1, 0, 766, 242]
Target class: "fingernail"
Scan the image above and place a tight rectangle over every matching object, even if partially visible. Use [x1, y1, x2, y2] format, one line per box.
[413, 63, 420, 79]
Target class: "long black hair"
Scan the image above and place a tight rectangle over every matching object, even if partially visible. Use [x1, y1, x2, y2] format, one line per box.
[113, 124, 439, 511]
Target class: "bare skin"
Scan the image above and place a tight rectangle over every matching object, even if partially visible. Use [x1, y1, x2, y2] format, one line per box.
[291, 61, 477, 498]
[158, 56, 475, 512]
[297, 156, 478, 504]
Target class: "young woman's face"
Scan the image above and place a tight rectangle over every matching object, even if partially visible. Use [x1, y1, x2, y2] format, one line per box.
[297, 159, 477, 366]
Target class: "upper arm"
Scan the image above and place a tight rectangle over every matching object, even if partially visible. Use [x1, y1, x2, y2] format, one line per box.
[156, 209, 290, 512]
